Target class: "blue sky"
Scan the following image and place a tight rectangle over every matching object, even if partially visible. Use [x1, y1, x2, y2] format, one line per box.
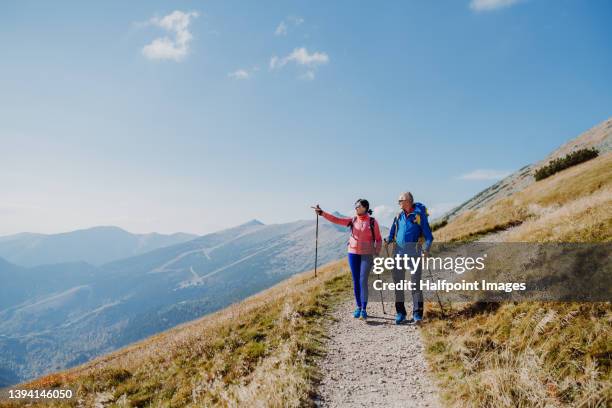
[1, 0, 611, 235]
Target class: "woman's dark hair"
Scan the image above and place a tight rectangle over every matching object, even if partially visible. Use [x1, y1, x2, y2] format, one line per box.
[355, 199, 373, 215]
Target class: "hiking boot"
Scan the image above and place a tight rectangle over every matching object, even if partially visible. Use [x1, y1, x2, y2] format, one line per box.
[395, 313, 406, 325]
[360, 309, 368, 320]
[408, 312, 423, 325]
[353, 307, 362, 318]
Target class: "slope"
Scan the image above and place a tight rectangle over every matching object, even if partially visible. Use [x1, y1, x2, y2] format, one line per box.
[422, 152, 611, 406]
[1, 260, 352, 407]
[439, 117, 611, 224]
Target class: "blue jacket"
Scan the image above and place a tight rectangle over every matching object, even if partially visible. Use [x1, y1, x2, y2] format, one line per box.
[388, 203, 434, 254]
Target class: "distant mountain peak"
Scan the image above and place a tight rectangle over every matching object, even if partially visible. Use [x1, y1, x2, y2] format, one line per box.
[80, 225, 130, 233]
[243, 219, 264, 226]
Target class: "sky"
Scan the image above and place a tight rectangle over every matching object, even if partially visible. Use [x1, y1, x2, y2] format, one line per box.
[1, 0, 611, 235]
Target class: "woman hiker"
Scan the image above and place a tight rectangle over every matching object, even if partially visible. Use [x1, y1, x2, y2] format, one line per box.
[312, 199, 382, 320]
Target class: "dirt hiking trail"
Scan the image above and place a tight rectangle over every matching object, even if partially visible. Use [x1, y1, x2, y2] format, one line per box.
[315, 300, 441, 408]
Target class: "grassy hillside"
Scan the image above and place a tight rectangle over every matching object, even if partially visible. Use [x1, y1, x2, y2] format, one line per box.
[0, 261, 351, 407]
[435, 152, 612, 243]
[438, 117, 611, 224]
[422, 152, 612, 407]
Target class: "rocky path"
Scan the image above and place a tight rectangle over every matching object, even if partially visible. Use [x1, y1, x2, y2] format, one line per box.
[315, 301, 441, 408]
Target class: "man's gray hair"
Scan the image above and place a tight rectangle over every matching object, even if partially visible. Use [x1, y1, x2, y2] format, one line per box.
[398, 191, 414, 203]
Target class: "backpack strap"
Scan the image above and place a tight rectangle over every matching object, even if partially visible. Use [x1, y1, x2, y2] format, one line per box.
[347, 216, 377, 245]
[394, 210, 423, 241]
[347, 217, 357, 229]
[369, 217, 376, 244]
[392, 211, 403, 241]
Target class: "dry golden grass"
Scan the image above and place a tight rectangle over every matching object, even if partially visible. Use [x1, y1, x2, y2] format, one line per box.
[423, 302, 611, 407]
[1, 260, 352, 408]
[436, 152, 612, 242]
[503, 187, 612, 242]
[421, 151, 612, 407]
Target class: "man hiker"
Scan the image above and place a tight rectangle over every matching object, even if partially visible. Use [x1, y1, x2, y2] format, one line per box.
[386, 192, 434, 325]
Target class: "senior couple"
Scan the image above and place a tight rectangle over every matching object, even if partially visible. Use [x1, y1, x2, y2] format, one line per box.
[312, 192, 434, 325]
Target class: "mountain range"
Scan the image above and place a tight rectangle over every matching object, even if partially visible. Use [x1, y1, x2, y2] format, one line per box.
[0, 218, 352, 386]
[0, 226, 198, 267]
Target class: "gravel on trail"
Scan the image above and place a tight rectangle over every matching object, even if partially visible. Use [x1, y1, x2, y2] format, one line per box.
[315, 301, 441, 408]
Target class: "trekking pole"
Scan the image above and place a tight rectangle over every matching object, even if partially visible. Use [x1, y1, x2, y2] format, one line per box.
[376, 243, 386, 315]
[424, 251, 446, 317]
[377, 242, 396, 315]
[314, 209, 319, 278]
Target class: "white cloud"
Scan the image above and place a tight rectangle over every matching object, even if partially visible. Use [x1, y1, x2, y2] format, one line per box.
[270, 48, 329, 80]
[270, 47, 329, 69]
[269, 56, 279, 69]
[458, 169, 511, 180]
[228, 69, 250, 80]
[228, 66, 259, 80]
[274, 16, 304, 36]
[142, 10, 199, 62]
[470, 0, 524, 12]
[274, 21, 288, 36]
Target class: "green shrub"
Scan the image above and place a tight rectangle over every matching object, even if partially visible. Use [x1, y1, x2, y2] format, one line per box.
[431, 219, 448, 231]
[534, 148, 598, 181]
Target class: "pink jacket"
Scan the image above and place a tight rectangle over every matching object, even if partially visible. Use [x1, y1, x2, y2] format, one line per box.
[321, 211, 382, 255]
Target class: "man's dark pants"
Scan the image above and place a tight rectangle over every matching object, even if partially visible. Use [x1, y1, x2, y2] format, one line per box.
[392, 247, 424, 316]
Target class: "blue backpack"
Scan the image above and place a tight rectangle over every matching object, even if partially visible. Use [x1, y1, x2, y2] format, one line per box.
[392, 202, 429, 242]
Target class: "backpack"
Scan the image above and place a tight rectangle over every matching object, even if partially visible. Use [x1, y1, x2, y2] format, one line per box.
[392, 202, 429, 242]
[347, 216, 377, 246]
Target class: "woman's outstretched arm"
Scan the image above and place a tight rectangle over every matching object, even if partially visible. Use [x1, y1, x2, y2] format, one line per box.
[312, 205, 352, 227]
[321, 211, 352, 227]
